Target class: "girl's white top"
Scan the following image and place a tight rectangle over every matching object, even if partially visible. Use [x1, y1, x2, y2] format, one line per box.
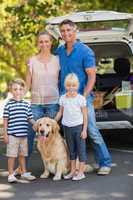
[59, 94, 86, 127]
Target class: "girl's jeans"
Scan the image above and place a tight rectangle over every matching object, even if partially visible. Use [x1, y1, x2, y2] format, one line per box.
[63, 125, 87, 162]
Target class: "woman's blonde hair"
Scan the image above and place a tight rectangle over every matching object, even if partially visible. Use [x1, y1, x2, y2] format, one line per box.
[37, 31, 53, 41]
[64, 73, 79, 88]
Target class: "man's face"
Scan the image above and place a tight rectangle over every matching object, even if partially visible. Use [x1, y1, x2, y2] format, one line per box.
[60, 24, 77, 43]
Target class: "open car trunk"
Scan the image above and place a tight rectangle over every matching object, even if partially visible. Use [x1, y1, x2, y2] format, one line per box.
[46, 11, 133, 130]
[89, 41, 133, 129]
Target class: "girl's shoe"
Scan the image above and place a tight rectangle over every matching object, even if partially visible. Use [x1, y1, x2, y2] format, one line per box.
[63, 173, 74, 180]
[72, 173, 85, 181]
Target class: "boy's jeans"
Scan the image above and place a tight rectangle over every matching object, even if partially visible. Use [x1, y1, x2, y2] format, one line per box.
[26, 104, 59, 167]
[87, 94, 112, 167]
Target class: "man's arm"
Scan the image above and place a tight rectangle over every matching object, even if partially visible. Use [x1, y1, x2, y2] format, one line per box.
[83, 67, 96, 98]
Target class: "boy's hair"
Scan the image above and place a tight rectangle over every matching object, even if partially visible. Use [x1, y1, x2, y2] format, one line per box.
[59, 19, 77, 30]
[64, 73, 79, 88]
[9, 79, 26, 90]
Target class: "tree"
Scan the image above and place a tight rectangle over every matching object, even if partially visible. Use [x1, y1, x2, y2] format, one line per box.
[0, 0, 132, 96]
[0, 0, 64, 95]
[64, 0, 133, 13]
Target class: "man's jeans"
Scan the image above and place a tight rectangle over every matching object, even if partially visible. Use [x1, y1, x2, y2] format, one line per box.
[26, 104, 59, 167]
[87, 94, 112, 167]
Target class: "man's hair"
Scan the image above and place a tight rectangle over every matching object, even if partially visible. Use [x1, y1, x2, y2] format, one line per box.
[9, 78, 26, 90]
[59, 19, 77, 30]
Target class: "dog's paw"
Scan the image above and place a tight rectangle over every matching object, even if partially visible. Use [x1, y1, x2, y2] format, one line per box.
[40, 173, 49, 179]
[53, 175, 61, 181]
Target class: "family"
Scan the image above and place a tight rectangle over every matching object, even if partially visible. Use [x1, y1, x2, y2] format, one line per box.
[3, 19, 112, 183]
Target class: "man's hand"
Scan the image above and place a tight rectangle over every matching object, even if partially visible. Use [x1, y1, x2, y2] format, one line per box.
[84, 67, 96, 98]
[83, 91, 88, 99]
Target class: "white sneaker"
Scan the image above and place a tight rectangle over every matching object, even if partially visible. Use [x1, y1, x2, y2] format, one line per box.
[64, 173, 74, 180]
[13, 169, 21, 176]
[21, 172, 36, 181]
[97, 167, 111, 175]
[8, 174, 18, 183]
[72, 173, 85, 181]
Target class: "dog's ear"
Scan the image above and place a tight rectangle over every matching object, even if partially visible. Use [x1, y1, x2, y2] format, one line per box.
[33, 119, 40, 132]
[52, 120, 60, 135]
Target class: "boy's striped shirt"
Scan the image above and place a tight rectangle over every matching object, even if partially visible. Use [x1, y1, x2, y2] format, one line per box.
[3, 99, 33, 137]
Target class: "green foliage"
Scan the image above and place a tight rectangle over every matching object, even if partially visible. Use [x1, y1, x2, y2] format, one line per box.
[5, 0, 63, 39]
[69, 0, 133, 12]
[0, 0, 64, 97]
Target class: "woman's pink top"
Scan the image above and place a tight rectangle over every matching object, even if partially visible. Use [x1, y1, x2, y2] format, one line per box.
[28, 55, 60, 105]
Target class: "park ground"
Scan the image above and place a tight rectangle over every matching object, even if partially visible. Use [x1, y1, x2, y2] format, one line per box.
[0, 135, 133, 200]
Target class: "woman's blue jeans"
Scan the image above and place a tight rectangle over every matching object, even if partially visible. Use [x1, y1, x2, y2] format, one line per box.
[26, 104, 59, 167]
[87, 94, 112, 167]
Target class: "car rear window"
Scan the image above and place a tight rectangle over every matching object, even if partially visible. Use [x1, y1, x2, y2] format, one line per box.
[77, 20, 129, 31]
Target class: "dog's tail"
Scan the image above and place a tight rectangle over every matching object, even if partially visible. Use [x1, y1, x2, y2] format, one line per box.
[76, 158, 94, 173]
[84, 164, 94, 173]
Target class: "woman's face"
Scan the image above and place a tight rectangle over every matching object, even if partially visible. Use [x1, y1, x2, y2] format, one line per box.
[37, 34, 52, 51]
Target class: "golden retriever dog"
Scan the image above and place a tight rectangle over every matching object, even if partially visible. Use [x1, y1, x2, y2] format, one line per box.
[34, 117, 69, 181]
[34, 117, 94, 181]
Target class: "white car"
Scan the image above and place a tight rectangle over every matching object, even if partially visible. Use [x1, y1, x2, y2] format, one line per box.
[46, 11, 133, 130]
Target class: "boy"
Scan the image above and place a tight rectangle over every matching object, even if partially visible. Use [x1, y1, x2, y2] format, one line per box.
[3, 79, 36, 183]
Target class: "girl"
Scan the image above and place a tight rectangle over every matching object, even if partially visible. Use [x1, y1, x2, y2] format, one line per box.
[55, 73, 88, 181]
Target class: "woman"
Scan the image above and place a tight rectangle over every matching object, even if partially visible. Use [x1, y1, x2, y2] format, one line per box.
[24, 31, 60, 171]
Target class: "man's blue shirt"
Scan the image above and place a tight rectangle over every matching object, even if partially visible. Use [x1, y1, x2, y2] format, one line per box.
[56, 40, 96, 94]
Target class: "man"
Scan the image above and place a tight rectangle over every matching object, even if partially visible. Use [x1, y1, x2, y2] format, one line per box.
[56, 19, 112, 175]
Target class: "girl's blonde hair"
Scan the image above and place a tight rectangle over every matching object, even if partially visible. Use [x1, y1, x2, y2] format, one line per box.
[64, 73, 79, 88]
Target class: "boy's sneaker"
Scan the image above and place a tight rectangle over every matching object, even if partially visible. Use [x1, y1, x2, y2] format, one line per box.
[21, 172, 36, 181]
[72, 173, 85, 181]
[97, 167, 111, 175]
[8, 174, 18, 183]
[13, 169, 21, 176]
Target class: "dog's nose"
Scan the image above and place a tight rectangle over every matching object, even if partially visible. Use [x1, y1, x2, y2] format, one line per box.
[40, 130, 45, 136]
